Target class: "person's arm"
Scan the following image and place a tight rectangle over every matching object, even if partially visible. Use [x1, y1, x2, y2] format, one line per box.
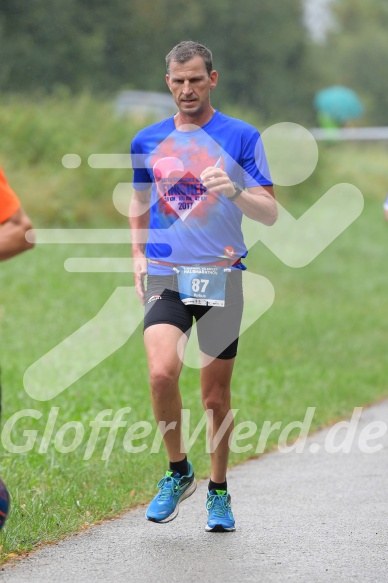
[226, 183, 277, 225]
[129, 187, 152, 304]
[200, 166, 278, 225]
[0, 207, 35, 261]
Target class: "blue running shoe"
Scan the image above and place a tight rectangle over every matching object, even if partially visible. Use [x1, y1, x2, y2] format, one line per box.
[205, 489, 236, 532]
[146, 461, 196, 523]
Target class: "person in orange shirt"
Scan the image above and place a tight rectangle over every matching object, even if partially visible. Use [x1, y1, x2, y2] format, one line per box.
[0, 167, 35, 260]
[0, 167, 35, 530]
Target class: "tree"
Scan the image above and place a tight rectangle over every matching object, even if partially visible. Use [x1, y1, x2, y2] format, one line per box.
[0, 0, 315, 123]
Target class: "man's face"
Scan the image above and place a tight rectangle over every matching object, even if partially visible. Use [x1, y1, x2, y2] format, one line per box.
[166, 55, 218, 117]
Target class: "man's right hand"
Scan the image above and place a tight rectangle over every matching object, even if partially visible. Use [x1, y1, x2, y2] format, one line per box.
[133, 255, 148, 304]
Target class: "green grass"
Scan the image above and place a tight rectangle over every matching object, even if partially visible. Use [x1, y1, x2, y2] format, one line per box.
[1, 96, 388, 561]
[0, 93, 146, 227]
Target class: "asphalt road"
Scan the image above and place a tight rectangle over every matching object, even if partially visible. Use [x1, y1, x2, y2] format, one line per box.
[1, 401, 387, 583]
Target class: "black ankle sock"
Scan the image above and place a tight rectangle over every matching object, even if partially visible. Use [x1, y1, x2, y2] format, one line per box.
[208, 479, 227, 492]
[169, 456, 189, 477]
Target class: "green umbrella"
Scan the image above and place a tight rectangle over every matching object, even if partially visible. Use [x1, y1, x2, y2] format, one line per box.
[314, 86, 364, 124]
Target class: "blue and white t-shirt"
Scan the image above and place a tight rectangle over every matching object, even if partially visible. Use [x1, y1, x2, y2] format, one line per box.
[131, 110, 273, 275]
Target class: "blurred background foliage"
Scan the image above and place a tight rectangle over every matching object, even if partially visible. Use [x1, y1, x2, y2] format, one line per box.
[310, 0, 388, 125]
[0, 0, 387, 226]
[0, 0, 314, 123]
[1, 0, 387, 125]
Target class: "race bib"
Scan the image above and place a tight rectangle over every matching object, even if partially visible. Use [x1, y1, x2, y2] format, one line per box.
[176, 265, 228, 307]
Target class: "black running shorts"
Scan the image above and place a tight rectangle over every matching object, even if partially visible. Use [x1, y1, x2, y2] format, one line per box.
[144, 270, 244, 359]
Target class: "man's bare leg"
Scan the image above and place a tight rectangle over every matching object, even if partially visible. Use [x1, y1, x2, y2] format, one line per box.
[144, 323, 197, 523]
[200, 355, 236, 531]
[144, 323, 188, 462]
[200, 356, 235, 483]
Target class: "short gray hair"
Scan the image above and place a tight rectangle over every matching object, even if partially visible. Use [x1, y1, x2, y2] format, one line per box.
[166, 41, 213, 76]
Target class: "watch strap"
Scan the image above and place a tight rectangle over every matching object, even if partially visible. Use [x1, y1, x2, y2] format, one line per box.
[228, 182, 243, 201]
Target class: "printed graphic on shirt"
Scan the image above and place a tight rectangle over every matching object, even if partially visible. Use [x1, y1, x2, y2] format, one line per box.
[151, 144, 222, 225]
[153, 157, 200, 221]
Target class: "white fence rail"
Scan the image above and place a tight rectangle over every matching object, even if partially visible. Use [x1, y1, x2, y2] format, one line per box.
[310, 127, 388, 141]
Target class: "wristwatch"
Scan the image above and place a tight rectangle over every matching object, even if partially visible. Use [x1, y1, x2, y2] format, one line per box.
[228, 182, 243, 201]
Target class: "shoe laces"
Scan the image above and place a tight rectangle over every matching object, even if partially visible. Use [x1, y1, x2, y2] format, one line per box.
[156, 475, 181, 501]
[207, 492, 230, 517]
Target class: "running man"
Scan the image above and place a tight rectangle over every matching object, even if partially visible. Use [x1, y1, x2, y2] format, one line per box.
[129, 41, 277, 532]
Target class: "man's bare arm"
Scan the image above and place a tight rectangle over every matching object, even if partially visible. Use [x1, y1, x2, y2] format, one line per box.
[129, 188, 152, 304]
[231, 185, 277, 225]
[0, 208, 35, 261]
